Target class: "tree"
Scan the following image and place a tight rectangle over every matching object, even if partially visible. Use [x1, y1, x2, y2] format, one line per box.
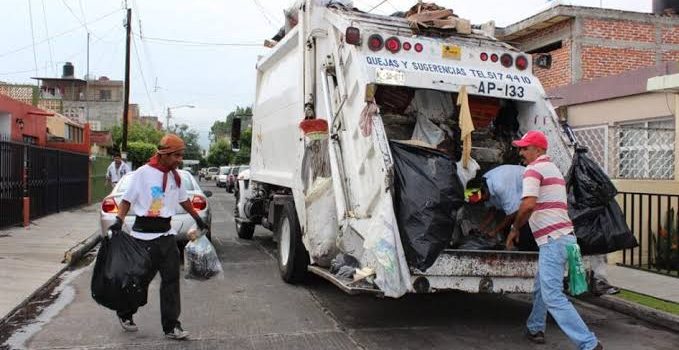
[209, 120, 229, 144]
[206, 139, 233, 166]
[110, 122, 164, 152]
[208, 106, 252, 144]
[169, 123, 201, 160]
[127, 141, 157, 168]
[232, 127, 251, 164]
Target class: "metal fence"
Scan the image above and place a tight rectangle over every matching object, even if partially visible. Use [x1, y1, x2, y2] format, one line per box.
[573, 124, 675, 180]
[618, 192, 679, 277]
[0, 139, 89, 228]
[0, 140, 24, 228]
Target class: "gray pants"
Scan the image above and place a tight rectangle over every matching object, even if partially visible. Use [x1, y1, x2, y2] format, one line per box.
[585, 254, 608, 282]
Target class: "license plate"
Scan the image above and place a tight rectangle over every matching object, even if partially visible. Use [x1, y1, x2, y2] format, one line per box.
[442, 44, 461, 60]
[375, 68, 405, 86]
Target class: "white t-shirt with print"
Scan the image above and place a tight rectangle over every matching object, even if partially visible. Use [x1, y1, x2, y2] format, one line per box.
[122, 164, 188, 240]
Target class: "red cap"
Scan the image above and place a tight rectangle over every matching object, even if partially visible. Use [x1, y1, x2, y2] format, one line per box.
[512, 130, 548, 150]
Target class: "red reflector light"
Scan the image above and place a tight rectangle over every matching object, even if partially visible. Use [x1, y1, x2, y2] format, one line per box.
[345, 27, 360, 45]
[102, 197, 118, 213]
[403, 42, 412, 51]
[500, 53, 513, 68]
[192, 195, 207, 211]
[368, 34, 383, 51]
[515, 55, 529, 70]
[385, 37, 401, 53]
[414, 43, 423, 52]
[480, 52, 488, 61]
[491, 54, 499, 62]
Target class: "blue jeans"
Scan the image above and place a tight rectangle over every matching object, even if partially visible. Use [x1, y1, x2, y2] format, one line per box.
[527, 235, 598, 350]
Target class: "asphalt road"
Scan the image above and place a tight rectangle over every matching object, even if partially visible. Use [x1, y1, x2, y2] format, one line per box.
[4, 182, 679, 350]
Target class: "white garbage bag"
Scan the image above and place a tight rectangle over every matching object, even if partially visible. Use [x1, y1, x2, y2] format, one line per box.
[184, 234, 223, 280]
[456, 157, 480, 188]
[362, 193, 412, 298]
[304, 177, 339, 267]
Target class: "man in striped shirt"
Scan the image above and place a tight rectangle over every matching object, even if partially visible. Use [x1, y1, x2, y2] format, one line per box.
[509, 131, 602, 350]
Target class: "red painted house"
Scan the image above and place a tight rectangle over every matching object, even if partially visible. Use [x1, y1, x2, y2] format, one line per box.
[0, 93, 52, 145]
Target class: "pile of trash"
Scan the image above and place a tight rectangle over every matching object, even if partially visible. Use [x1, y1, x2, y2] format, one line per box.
[404, 2, 471, 35]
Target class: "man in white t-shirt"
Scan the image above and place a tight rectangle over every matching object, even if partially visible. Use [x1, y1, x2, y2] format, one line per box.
[108, 134, 208, 340]
[105, 154, 130, 187]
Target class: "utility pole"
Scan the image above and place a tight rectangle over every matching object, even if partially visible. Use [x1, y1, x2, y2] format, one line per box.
[85, 32, 90, 122]
[166, 107, 172, 131]
[122, 7, 132, 153]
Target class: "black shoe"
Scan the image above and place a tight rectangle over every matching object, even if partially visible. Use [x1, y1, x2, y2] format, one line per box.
[593, 280, 620, 296]
[118, 317, 138, 332]
[165, 325, 189, 340]
[525, 329, 546, 344]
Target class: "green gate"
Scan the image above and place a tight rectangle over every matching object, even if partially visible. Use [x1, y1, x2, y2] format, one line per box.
[90, 156, 112, 203]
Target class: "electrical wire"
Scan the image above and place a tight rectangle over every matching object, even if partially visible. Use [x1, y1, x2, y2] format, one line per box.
[0, 9, 122, 59]
[133, 33, 261, 47]
[132, 36, 155, 112]
[368, 0, 388, 13]
[27, 0, 39, 75]
[40, 0, 56, 76]
[252, 0, 283, 30]
[61, 0, 89, 33]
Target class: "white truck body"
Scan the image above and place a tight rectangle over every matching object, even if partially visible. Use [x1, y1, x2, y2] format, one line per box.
[238, 1, 575, 297]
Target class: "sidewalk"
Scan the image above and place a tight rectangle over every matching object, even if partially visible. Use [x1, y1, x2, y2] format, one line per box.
[607, 264, 679, 303]
[0, 203, 101, 322]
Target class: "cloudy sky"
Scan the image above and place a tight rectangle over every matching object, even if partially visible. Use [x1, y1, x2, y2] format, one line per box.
[0, 0, 650, 149]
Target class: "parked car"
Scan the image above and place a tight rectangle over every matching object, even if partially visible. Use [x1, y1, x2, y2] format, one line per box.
[226, 165, 249, 193]
[182, 167, 194, 175]
[100, 169, 213, 249]
[216, 166, 231, 187]
[206, 167, 219, 180]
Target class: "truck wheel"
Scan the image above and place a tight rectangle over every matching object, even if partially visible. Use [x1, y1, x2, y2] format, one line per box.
[276, 204, 309, 283]
[236, 220, 255, 239]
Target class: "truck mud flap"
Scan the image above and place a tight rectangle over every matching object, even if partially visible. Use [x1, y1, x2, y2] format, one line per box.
[411, 249, 539, 294]
[307, 266, 383, 296]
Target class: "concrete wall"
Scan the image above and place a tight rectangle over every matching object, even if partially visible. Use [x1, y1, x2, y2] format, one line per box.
[567, 92, 674, 126]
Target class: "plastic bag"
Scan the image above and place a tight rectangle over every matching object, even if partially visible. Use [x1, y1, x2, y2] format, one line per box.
[567, 149, 638, 254]
[91, 231, 152, 311]
[566, 243, 588, 296]
[362, 192, 413, 298]
[391, 141, 465, 270]
[567, 148, 618, 208]
[411, 114, 445, 147]
[184, 235, 223, 280]
[455, 158, 480, 188]
[304, 177, 339, 267]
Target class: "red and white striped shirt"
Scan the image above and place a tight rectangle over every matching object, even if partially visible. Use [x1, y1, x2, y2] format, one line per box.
[522, 155, 573, 245]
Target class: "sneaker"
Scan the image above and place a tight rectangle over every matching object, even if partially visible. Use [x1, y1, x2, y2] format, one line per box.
[592, 342, 604, 350]
[118, 317, 138, 332]
[525, 329, 546, 344]
[165, 325, 189, 340]
[593, 280, 621, 296]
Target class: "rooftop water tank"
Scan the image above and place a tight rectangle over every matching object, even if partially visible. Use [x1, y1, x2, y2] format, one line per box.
[62, 62, 74, 78]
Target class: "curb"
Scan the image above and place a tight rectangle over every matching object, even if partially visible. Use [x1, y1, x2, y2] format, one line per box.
[575, 294, 679, 333]
[0, 230, 101, 326]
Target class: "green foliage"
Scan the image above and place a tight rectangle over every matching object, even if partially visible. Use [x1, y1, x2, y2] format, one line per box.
[209, 120, 229, 144]
[209, 105, 252, 144]
[207, 139, 233, 166]
[169, 123, 202, 160]
[110, 122, 164, 152]
[232, 127, 252, 165]
[127, 141, 157, 168]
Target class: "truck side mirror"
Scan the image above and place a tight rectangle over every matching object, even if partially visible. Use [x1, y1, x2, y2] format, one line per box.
[535, 54, 552, 69]
[231, 117, 241, 151]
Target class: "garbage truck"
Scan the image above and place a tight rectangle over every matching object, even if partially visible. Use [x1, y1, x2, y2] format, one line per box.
[232, 0, 576, 298]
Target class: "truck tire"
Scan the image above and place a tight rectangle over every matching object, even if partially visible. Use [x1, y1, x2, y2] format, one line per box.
[276, 204, 309, 283]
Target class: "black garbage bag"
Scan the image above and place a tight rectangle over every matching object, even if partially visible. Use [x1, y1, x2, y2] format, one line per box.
[91, 231, 152, 311]
[567, 149, 638, 254]
[391, 141, 465, 271]
[567, 148, 618, 208]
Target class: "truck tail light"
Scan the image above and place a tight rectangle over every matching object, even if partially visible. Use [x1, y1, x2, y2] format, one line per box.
[500, 53, 513, 68]
[414, 43, 423, 53]
[403, 42, 412, 51]
[480, 52, 488, 61]
[515, 55, 529, 70]
[345, 27, 360, 45]
[192, 195, 207, 211]
[385, 37, 401, 53]
[490, 53, 499, 62]
[368, 34, 383, 51]
[102, 197, 118, 213]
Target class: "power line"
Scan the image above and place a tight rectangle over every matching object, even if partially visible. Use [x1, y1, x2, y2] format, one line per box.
[252, 0, 282, 30]
[27, 0, 39, 76]
[132, 35, 155, 112]
[60, 0, 89, 33]
[0, 9, 122, 59]
[368, 0, 388, 13]
[40, 0, 56, 76]
[135, 33, 261, 47]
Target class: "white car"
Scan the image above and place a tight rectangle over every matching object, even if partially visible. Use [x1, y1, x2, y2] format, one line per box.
[206, 167, 219, 180]
[216, 166, 231, 188]
[100, 169, 213, 246]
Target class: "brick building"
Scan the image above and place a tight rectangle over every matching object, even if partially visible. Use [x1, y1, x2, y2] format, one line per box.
[497, 5, 679, 91]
